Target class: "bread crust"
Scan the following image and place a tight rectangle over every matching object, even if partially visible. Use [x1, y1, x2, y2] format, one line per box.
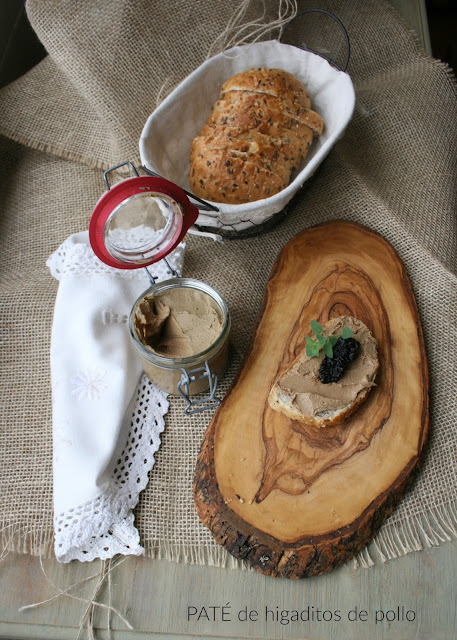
[207, 98, 314, 138]
[268, 384, 372, 429]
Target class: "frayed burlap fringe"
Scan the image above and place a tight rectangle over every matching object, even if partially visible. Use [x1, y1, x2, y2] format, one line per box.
[6, 498, 457, 579]
[144, 500, 457, 572]
[143, 541, 247, 572]
[354, 498, 457, 569]
[376, 0, 457, 97]
[0, 524, 54, 561]
[8, 501, 456, 640]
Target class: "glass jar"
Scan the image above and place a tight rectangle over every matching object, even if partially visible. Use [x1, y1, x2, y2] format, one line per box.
[129, 278, 230, 406]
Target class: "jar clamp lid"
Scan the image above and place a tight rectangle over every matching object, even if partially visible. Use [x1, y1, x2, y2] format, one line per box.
[88, 162, 227, 414]
[89, 161, 199, 272]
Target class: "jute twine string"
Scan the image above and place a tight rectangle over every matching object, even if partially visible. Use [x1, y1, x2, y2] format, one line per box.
[206, 0, 298, 59]
[154, 0, 298, 108]
[18, 556, 133, 637]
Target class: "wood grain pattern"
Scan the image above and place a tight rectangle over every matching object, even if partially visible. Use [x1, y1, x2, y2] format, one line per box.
[194, 221, 429, 578]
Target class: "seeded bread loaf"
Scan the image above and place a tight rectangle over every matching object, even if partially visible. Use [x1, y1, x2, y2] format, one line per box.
[268, 316, 379, 428]
[189, 67, 324, 204]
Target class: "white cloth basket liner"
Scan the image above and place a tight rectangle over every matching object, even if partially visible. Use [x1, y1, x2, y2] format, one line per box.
[139, 40, 355, 233]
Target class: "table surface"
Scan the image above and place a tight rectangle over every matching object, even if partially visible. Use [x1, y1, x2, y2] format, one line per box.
[3, 2, 453, 640]
[1, 538, 456, 640]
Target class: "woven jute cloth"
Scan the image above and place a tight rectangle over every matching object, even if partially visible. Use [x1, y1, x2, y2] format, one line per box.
[0, 0, 456, 568]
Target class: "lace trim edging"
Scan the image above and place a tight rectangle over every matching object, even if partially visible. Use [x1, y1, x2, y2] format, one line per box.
[47, 233, 186, 281]
[54, 375, 168, 563]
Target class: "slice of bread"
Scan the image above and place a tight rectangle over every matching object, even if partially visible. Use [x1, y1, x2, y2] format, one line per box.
[268, 316, 379, 428]
[206, 98, 315, 141]
[201, 121, 314, 163]
[189, 144, 287, 203]
[191, 129, 302, 177]
[220, 67, 312, 108]
[215, 91, 324, 135]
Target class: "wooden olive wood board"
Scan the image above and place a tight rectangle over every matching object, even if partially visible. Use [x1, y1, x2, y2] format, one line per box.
[194, 221, 429, 579]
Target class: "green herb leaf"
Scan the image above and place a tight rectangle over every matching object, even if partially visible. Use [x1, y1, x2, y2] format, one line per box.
[316, 334, 327, 347]
[307, 320, 357, 359]
[306, 338, 319, 357]
[306, 343, 315, 357]
[323, 341, 333, 358]
[310, 320, 323, 336]
[342, 326, 354, 339]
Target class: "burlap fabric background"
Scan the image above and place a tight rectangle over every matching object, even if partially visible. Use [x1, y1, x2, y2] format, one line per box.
[0, 0, 456, 568]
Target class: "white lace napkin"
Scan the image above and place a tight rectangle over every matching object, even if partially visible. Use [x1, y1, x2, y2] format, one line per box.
[47, 231, 185, 562]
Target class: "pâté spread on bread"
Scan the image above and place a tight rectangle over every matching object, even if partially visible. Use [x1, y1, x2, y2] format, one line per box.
[189, 67, 324, 204]
[269, 316, 379, 428]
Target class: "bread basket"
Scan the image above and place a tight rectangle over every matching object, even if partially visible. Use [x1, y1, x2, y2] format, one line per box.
[139, 14, 355, 237]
